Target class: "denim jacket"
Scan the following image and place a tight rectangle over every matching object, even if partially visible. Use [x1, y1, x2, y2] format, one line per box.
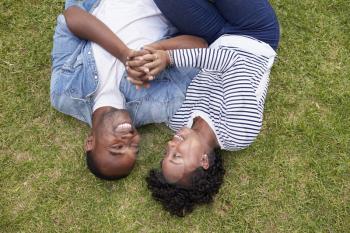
[50, 0, 197, 127]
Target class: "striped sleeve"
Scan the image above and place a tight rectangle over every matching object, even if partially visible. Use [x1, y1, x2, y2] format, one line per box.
[169, 48, 239, 72]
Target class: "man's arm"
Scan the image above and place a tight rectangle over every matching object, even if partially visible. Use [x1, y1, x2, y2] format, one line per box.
[63, 6, 131, 65]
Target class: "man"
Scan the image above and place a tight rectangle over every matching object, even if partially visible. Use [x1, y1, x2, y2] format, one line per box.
[50, 0, 206, 179]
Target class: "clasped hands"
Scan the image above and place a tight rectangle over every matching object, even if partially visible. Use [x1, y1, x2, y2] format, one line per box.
[125, 46, 170, 89]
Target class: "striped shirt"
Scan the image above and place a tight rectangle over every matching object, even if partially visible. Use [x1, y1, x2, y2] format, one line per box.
[168, 35, 276, 151]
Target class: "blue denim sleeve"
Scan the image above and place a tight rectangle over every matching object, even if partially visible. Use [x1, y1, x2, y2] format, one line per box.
[51, 15, 82, 72]
[65, 0, 99, 11]
[50, 14, 94, 126]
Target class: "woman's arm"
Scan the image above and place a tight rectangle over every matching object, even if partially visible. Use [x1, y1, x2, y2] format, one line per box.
[147, 35, 208, 50]
[126, 35, 208, 68]
[63, 6, 132, 65]
[169, 48, 239, 71]
[130, 48, 240, 77]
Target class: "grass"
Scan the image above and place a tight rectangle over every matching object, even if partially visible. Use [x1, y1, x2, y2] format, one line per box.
[0, 0, 349, 232]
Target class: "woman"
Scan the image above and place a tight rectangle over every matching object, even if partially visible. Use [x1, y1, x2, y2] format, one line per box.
[126, 0, 280, 216]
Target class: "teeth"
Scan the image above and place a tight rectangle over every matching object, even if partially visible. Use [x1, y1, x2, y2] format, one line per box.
[117, 123, 132, 130]
[174, 134, 184, 141]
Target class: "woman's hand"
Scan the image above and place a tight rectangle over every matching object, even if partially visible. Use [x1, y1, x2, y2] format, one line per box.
[125, 46, 170, 90]
[142, 46, 170, 77]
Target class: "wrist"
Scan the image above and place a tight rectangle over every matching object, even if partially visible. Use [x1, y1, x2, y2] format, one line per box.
[146, 43, 163, 50]
[166, 50, 174, 67]
[120, 47, 131, 65]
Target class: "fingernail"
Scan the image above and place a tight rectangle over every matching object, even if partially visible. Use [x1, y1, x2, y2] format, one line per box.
[149, 76, 154, 80]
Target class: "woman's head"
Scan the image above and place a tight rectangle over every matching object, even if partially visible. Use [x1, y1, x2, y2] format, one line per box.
[161, 126, 219, 184]
[146, 149, 225, 217]
[161, 127, 211, 185]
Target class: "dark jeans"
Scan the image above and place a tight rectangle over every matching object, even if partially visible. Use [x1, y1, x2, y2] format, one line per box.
[153, 0, 280, 50]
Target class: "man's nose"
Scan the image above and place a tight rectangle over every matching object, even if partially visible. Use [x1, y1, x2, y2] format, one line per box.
[121, 132, 134, 140]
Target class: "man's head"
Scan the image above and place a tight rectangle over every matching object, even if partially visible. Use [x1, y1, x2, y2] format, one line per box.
[85, 107, 140, 180]
[146, 128, 225, 216]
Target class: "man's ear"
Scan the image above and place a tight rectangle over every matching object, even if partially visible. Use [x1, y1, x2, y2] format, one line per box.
[84, 135, 94, 152]
[200, 154, 209, 170]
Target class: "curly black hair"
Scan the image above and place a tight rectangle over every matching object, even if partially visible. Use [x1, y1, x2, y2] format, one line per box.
[146, 151, 225, 217]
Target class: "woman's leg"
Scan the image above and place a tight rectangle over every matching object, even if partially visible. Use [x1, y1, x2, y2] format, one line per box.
[153, 0, 226, 44]
[154, 0, 280, 49]
[214, 0, 280, 50]
[214, 0, 269, 28]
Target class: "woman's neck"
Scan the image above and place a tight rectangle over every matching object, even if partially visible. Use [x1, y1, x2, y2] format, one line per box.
[192, 117, 219, 151]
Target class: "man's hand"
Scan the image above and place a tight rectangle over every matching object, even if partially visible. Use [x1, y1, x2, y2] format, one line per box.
[125, 49, 154, 89]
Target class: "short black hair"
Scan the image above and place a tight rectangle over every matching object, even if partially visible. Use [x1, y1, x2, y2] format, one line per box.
[146, 151, 225, 217]
[86, 151, 127, 180]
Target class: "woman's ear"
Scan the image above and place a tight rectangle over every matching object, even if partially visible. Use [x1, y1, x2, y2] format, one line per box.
[200, 154, 209, 170]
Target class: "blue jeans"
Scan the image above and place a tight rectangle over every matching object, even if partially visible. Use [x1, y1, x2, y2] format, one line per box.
[153, 0, 280, 50]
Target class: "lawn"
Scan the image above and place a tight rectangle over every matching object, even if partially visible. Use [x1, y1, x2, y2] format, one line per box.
[0, 0, 349, 232]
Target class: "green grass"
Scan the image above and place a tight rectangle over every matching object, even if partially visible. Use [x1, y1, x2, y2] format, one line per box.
[1, 0, 349, 232]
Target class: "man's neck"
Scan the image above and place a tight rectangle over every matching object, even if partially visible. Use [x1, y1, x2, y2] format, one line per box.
[192, 117, 219, 152]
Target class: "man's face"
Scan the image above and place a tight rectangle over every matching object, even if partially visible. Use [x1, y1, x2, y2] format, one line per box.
[161, 127, 208, 185]
[86, 109, 140, 177]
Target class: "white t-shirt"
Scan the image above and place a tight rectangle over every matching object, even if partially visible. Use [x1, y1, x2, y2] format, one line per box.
[91, 0, 176, 112]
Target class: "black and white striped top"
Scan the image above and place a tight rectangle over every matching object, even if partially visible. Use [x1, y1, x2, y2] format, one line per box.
[168, 35, 276, 151]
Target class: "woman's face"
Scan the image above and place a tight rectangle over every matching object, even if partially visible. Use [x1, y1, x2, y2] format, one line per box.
[161, 127, 208, 185]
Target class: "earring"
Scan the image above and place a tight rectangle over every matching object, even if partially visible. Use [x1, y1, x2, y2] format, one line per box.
[202, 154, 208, 161]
